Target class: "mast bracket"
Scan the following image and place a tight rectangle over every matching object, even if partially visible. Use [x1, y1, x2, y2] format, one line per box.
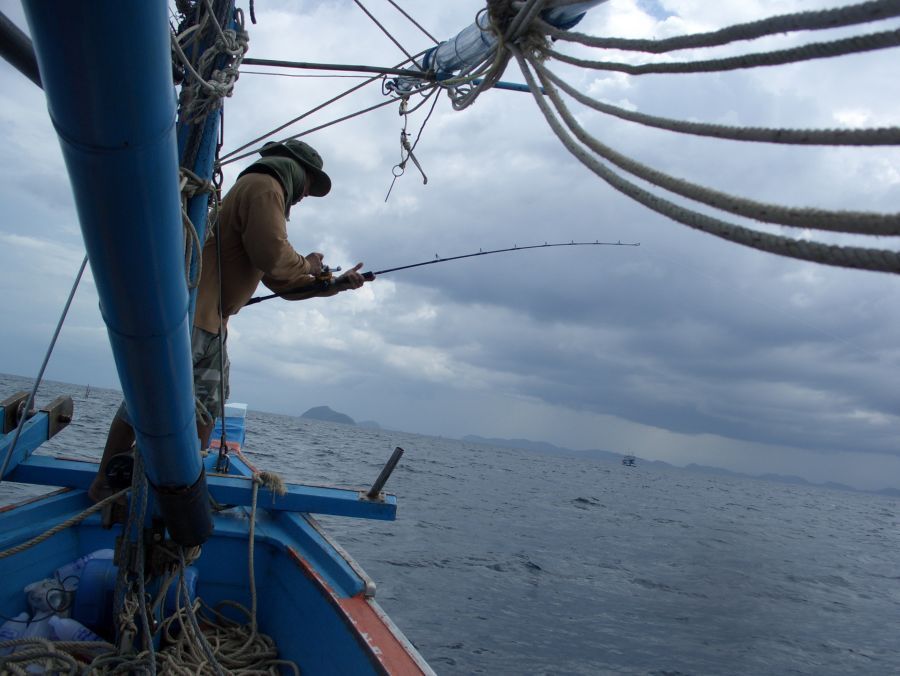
[40, 395, 74, 439]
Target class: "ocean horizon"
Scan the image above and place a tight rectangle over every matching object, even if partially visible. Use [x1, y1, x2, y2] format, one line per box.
[2, 372, 899, 674]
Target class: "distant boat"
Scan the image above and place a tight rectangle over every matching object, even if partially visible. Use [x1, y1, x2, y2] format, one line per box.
[622, 455, 636, 467]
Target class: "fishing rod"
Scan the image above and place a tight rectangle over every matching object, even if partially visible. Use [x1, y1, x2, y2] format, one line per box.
[245, 240, 639, 307]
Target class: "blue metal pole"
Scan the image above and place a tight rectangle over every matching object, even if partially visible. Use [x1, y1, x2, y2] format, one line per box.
[22, 1, 212, 544]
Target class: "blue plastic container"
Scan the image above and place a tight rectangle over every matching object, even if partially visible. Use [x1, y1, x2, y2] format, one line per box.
[73, 558, 198, 636]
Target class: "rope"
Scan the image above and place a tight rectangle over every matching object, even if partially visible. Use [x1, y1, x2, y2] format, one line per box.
[534, 62, 900, 146]
[541, 27, 900, 75]
[0, 638, 104, 674]
[0, 489, 128, 560]
[133, 453, 156, 672]
[175, 0, 249, 170]
[439, 5, 515, 111]
[172, 0, 249, 124]
[179, 167, 216, 288]
[533, 65, 900, 235]
[136, 471, 296, 675]
[539, 0, 900, 52]
[514, 49, 900, 274]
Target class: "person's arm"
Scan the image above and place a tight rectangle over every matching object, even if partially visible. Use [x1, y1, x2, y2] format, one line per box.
[311, 262, 367, 297]
[238, 187, 322, 291]
[262, 263, 368, 301]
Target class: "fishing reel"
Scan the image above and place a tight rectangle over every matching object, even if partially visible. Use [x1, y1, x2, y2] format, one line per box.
[315, 264, 341, 282]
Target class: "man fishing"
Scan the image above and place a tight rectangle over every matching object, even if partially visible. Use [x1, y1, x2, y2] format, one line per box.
[89, 139, 368, 502]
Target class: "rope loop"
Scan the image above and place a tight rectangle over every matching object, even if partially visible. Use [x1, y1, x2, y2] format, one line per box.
[179, 168, 216, 289]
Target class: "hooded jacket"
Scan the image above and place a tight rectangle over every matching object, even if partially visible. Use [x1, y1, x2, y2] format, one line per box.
[194, 170, 316, 333]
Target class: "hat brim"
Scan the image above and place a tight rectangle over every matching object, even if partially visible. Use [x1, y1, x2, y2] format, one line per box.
[260, 142, 332, 197]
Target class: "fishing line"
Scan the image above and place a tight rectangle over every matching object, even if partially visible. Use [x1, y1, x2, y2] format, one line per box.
[245, 240, 639, 306]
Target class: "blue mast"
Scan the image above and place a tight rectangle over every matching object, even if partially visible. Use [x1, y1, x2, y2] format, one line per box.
[22, 1, 212, 544]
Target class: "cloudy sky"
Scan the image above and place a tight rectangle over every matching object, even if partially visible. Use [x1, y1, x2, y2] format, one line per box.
[1, 0, 898, 489]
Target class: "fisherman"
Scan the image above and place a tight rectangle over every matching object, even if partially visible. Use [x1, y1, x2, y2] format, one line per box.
[88, 139, 367, 502]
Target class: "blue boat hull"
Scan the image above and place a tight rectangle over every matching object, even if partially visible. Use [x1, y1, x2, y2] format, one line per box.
[0, 451, 432, 674]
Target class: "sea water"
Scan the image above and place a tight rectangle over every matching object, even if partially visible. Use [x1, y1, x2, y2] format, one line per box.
[1, 373, 898, 675]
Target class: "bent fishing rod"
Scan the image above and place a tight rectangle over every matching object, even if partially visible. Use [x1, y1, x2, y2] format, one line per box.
[244, 240, 640, 306]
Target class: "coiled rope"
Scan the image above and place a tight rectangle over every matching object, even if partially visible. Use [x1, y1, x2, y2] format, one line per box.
[541, 27, 900, 75]
[532, 63, 900, 235]
[423, 0, 900, 272]
[0, 462, 296, 673]
[539, 0, 900, 53]
[514, 48, 900, 274]
[535, 64, 900, 146]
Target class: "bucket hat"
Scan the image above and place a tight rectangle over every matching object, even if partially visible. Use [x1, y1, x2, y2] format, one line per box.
[259, 140, 331, 197]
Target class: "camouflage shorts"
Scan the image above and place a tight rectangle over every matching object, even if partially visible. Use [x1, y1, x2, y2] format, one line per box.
[191, 326, 229, 427]
[116, 327, 229, 428]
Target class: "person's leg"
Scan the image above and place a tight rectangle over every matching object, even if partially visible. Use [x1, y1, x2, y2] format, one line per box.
[192, 326, 229, 452]
[88, 403, 135, 502]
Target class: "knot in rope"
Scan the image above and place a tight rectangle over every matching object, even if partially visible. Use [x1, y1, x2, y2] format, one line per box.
[179, 168, 216, 289]
[443, 0, 550, 111]
[489, 0, 551, 57]
[255, 471, 287, 497]
[172, 6, 250, 124]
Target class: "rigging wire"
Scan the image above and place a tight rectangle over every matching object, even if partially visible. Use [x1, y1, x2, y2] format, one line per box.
[0, 255, 88, 484]
[239, 70, 374, 79]
[384, 0, 440, 45]
[385, 88, 440, 200]
[406, 88, 440, 157]
[352, 0, 419, 64]
[218, 50, 428, 163]
[220, 96, 401, 166]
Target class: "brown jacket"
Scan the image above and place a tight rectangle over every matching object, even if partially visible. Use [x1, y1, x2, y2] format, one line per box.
[194, 172, 315, 333]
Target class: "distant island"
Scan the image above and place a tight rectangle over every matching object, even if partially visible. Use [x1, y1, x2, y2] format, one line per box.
[300, 406, 355, 425]
[299, 406, 382, 430]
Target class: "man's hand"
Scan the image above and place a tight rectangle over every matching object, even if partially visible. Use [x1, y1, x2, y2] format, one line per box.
[337, 262, 367, 291]
[304, 251, 324, 275]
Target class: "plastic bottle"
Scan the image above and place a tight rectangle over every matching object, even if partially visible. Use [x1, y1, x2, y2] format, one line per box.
[48, 615, 104, 643]
[21, 613, 53, 640]
[0, 612, 29, 655]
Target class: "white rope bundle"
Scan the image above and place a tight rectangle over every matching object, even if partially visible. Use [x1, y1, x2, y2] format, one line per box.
[539, 0, 900, 53]
[179, 167, 219, 289]
[171, 0, 249, 124]
[433, 0, 900, 272]
[514, 48, 900, 273]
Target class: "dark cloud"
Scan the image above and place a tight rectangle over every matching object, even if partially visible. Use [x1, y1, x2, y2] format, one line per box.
[1, 1, 898, 488]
